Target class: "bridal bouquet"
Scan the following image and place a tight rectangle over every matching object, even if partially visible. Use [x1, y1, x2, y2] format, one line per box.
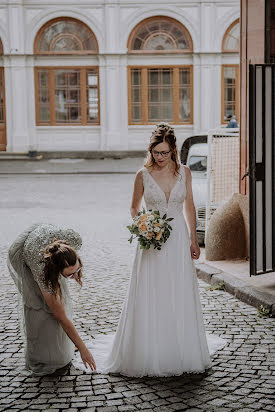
[127, 209, 174, 250]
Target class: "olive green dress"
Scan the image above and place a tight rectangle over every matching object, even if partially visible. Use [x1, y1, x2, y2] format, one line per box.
[7, 223, 82, 376]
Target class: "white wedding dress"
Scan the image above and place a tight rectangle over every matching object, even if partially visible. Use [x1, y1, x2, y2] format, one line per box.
[73, 165, 226, 377]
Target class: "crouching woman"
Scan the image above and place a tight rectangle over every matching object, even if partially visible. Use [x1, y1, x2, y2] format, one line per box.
[7, 223, 96, 375]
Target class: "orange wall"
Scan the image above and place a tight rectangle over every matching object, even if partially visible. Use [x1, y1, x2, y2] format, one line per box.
[240, 0, 265, 194]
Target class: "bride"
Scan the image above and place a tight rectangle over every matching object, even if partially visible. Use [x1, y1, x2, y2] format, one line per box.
[74, 122, 225, 377]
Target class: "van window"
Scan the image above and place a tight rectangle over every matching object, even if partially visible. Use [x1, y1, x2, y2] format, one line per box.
[188, 156, 207, 172]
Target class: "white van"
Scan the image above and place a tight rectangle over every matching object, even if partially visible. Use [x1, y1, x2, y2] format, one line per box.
[186, 143, 208, 244]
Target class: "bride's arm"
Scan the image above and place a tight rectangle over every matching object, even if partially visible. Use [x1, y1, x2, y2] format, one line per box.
[130, 169, 144, 218]
[183, 166, 200, 260]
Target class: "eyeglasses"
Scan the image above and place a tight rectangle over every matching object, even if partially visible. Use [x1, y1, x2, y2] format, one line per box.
[62, 266, 82, 279]
[152, 150, 171, 158]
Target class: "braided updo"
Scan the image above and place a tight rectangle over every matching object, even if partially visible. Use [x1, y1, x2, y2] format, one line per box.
[43, 240, 82, 295]
[145, 122, 181, 175]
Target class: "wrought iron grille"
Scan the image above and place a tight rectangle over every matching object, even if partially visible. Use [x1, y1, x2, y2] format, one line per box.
[249, 64, 275, 276]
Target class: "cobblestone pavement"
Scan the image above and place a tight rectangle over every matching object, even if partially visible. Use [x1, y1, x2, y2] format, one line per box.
[0, 175, 274, 412]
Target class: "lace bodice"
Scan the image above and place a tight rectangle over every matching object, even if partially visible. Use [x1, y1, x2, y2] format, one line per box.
[23, 224, 82, 294]
[142, 164, 186, 217]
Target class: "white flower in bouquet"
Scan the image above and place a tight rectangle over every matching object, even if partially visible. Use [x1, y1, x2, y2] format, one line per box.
[127, 209, 174, 250]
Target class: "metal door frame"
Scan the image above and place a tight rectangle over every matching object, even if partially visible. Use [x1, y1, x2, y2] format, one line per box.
[249, 64, 275, 276]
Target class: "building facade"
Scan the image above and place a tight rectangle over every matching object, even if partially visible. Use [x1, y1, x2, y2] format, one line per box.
[0, 0, 239, 153]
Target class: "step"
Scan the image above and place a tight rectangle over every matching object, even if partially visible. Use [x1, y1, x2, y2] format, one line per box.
[0, 152, 43, 160]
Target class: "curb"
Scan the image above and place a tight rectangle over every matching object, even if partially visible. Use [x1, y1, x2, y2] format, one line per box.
[39, 151, 146, 159]
[0, 171, 136, 175]
[0, 153, 42, 160]
[0, 151, 146, 160]
[195, 262, 275, 317]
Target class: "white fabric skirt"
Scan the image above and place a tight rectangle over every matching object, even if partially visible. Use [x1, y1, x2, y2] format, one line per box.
[74, 215, 226, 377]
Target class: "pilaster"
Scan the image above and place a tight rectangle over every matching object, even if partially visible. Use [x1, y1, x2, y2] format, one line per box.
[5, 55, 29, 151]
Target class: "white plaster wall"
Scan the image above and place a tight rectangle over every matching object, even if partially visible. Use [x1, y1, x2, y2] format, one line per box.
[0, 0, 240, 152]
[36, 127, 101, 150]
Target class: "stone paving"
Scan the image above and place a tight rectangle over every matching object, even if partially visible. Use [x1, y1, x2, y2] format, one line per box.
[0, 174, 274, 412]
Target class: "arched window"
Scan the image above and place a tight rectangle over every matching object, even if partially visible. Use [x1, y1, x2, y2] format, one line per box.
[128, 16, 193, 53]
[221, 20, 240, 124]
[34, 18, 99, 126]
[128, 17, 193, 125]
[34, 17, 98, 54]
[222, 19, 240, 53]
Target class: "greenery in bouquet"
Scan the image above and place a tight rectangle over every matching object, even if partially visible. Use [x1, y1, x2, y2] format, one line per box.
[127, 209, 174, 250]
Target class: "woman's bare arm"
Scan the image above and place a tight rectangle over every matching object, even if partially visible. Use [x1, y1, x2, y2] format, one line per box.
[130, 169, 144, 218]
[41, 289, 96, 370]
[183, 166, 200, 259]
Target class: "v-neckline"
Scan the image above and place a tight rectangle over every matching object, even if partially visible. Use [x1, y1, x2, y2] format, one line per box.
[146, 166, 181, 205]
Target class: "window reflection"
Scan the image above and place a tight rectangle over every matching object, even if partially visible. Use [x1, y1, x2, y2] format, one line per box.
[36, 18, 97, 53]
[0, 70, 4, 123]
[87, 71, 98, 122]
[223, 21, 240, 52]
[129, 66, 192, 124]
[223, 66, 237, 121]
[129, 17, 192, 52]
[148, 69, 173, 122]
[189, 156, 207, 172]
[55, 70, 81, 123]
[36, 68, 99, 125]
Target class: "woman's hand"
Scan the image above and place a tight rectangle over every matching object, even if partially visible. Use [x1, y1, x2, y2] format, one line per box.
[40, 288, 97, 371]
[80, 345, 96, 371]
[190, 241, 200, 260]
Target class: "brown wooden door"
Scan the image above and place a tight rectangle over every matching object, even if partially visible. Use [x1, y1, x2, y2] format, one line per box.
[0, 68, 6, 151]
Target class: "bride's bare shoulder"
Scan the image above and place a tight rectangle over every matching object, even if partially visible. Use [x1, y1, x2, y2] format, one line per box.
[183, 165, 191, 178]
[134, 168, 145, 185]
[137, 167, 145, 174]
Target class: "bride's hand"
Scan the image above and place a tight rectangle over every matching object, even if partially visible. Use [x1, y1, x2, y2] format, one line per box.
[80, 345, 96, 371]
[190, 241, 200, 260]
